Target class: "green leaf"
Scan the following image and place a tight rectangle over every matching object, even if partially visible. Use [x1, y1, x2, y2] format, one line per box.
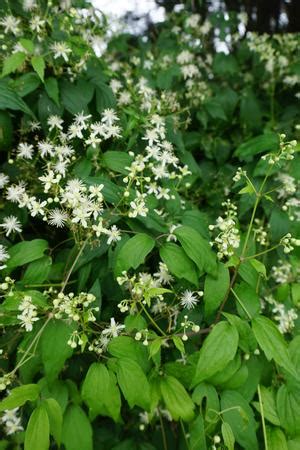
[221, 390, 258, 450]
[149, 339, 163, 359]
[25, 404, 49, 450]
[172, 336, 185, 354]
[116, 358, 151, 410]
[108, 336, 150, 373]
[2, 52, 26, 77]
[22, 256, 52, 284]
[222, 422, 235, 450]
[7, 239, 48, 270]
[102, 151, 133, 175]
[252, 316, 298, 378]
[266, 427, 288, 450]
[174, 226, 217, 275]
[204, 262, 229, 317]
[249, 259, 266, 278]
[276, 385, 300, 437]
[31, 55, 45, 82]
[41, 320, 75, 382]
[160, 375, 194, 422]
[95, 82, 116, 113]
[192, 321, 239, 387]
[192, 382, 219, 431]
[0, 81, 34, 116]
[234, 282, 260, 319]
[114, 233, 155, 276]
[235, 133, 278, 160]
[189, 415, 207, 450]
[82, 363, 112, 418]
[45, 77, 60, 106]
[159, 242, 199, 286]
[252, 386, 280, 426]
[62, 405, 93, 450]
[13, 72, 41, 97]
[19, 38, 34, 53]
[61, 80, 94, 114]
[0, 384, 40, 411]
[44, 398, 63, 446]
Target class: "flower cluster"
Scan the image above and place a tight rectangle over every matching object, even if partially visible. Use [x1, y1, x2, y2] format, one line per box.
[0, 408, 23, 435]
[264, 295, 298, 334]
[209, 200, 240, 259]
[17, 295, 39, 332]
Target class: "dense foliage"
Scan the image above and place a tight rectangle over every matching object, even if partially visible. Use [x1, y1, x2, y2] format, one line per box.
[0, 1, 300, 449]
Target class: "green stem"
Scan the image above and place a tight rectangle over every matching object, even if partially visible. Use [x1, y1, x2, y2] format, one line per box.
[258, 384, 269, 450]
[243, 244, 280, 261]
[158, 410, 168, 450]
[140, 302, 166, 336]
[180, 419, 190, 450]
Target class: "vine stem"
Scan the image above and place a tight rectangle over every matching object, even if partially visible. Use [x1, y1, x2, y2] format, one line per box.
[258, 384, 269, 450]
[11, 240, 88, 377]
[158, 409, 168, 450]
[140, 302, 166, 336]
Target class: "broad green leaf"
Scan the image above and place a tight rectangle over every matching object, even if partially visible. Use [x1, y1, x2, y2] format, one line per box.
[19, 38, 34, 53]
[222, 422, 235, 450]
[266, 427, 288, 450]
[204, 262, 229, 317]
[2, 52, 26, 77]
[116, 358, 151, 410]
[276, 385, 300, 437]
[234, 282, 260, 319]
[192, 321, 239, 387]
[160, 242, 199, 286]
[31, 55, 45, 82]
[102, 151, 133, 174]
[45, 77, 60, 106]
[22, 256, 52, 284]
[235, 133, 278, 160]
[252, 386, 280, 426]
[174, 226, 217, 275]
[252, 316, 298, 378]
[160, 375, 194, 422]
[44, 398, 63, 446]
[223, 313, 257, 353]
[13, 72, 41, 97]
[7, 239, 48, 270]
[82, 363, 112, 418]
[192, 382, 219, 430]
[108, 336, 150, 373]
[0, 82, 34, 116]
[114, 233, 155, 276]
[61, 80, 94, 114]
[41, 320, 75, 382]
[189, 415, 207, 450]
[25, 404, 49, 450]
[62, 405, 93, 450]
[221, 390, 258, 450]
[0, 384, 40, 411]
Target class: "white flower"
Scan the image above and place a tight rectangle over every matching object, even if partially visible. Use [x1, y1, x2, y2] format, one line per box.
[17, 296, 39, 331]
[23, 0, 37, 10]
[47, 115, 64, 131]
[0, 15, 21, 35]
[106, 225, 121, 245]
[1, 407, 23, 435]
[102, 317, 125, 338]
[0, 245, 9, 270]
[102, 109, 119, 126]
[38, 141, 54, 158]
[29, 15, 45, 32]
[6, 183, 26, 204]
[0, 173, 9, 189]
[48, 209, 68, 228]
[51, 41, 72, 61]
[0, 216, 22, 236]
[39, 170, 61, 192]
[180, 290, 198, 310]
[17, 143, 34, 159]
[154, 262, 173, 285]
